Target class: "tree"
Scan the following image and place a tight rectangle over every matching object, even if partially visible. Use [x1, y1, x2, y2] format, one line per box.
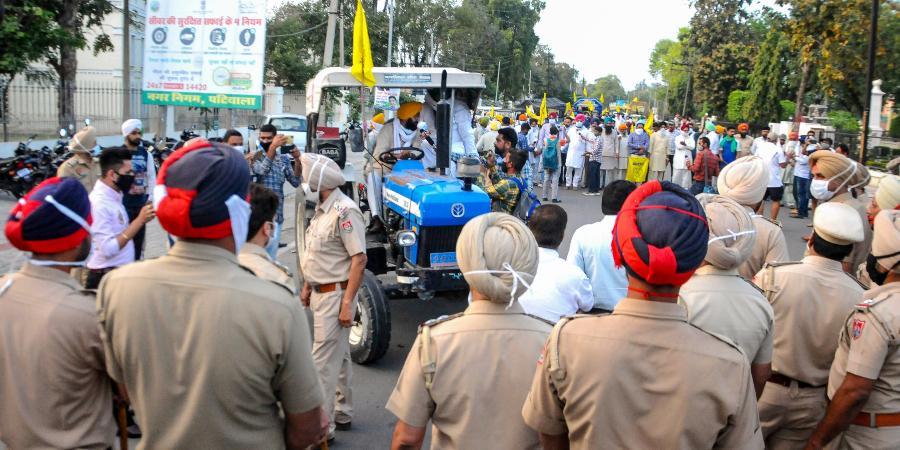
[691, 42, 753, 116]
[745, 13, 797, 124]
[588, 75, 626, 103]
[1, 1, 114, 128]
[648, 27, 690, 117]
[827, 110, 861, 133]
[726, 90, 750, 122]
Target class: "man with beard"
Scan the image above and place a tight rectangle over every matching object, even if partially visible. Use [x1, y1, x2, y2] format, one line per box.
[0, 178, 117, 450]
[477, 128, 527, 214]
[367, 102, 422, 233]
[251, 123, 302, 258]
[120, 119, 156, 260]
[85, 147, 155, 289]
[736, 123, 754, 158]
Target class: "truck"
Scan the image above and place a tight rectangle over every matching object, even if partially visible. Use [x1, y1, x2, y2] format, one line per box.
[299, 67, 489, 364]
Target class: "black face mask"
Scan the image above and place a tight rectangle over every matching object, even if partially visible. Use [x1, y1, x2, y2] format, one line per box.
[259, 140, 272, 151]
[114, 173, 135, 192]
[604, 125, 613, 133]
[865, 252, 900, 286]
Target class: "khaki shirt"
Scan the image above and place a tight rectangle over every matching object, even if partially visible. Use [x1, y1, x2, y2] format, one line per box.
[738, 211, 790, 280]
[56, 155, 101, 193]
[753, 256, 865, 385]
[386, 301, 551, 450]
[680, 265, 775, 364]
[0, 263, 114, 449]
[97, 241, 323, 449]
[300, 190, 365, 285]
[239, 242, 296, 294]
[522, 298, 763, 449]
[828, 282, 900, 413]
[832, 192, 873, 271]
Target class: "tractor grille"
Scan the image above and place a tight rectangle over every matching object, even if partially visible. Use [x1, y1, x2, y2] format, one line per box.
[416, 225, 464, 267]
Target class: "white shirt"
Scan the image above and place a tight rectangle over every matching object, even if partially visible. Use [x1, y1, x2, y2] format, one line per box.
[794, 153, 811, 178]
[750, 136, 768, 155]
[565, 127, 586, 168]
[566, 215, 627, 310]
[519, 248, 594, 323]
[87, 180, 135, 269]
[674, 134, 695, 170]
[755, 142, 787, 187]
[707, 131, 721, 155]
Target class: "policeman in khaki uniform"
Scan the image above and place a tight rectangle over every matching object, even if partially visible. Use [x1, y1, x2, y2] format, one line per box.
[239, 184, 296, 294]
[717, 155, 791, 280]
[299, 153, 367, 440]
[523, 181, 764, 449]
[56, 126, 101, 192]
[98, 140, 327, 449]
[680, 194, 775, 397]
[387, 213, 552, 449]
[808, 152, 873, 273]
[0, 178, 115, 449]
[753, 202, 867, 449]
[807, 210, 900, 449]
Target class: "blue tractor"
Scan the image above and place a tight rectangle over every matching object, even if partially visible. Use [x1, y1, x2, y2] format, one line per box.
[300, 67, 490, 363]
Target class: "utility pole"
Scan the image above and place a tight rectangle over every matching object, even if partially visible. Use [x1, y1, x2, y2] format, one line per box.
[122, 0, 131, 122]
[860, 0, 880, 163]
[386, 0, 394, 67]
[528, 69, 532, 100]
[323, 0, 339, 67]
[338, 0, 345, 67]
[494, 58, 501, 103]
[430, 33, 435, 67]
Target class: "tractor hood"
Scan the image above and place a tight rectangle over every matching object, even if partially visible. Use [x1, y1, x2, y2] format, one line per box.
[382, 161, 490, 227]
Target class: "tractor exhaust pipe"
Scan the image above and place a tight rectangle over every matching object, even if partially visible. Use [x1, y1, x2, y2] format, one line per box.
[435, 70, 451, 175]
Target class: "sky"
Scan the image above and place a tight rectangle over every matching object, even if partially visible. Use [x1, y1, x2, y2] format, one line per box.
[533, 0, 694, 90]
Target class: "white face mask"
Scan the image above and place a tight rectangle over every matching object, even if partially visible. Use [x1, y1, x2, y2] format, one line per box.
[635, 128, 645, 135]
[232, 145, 244, 154]
[810, 163, 857, 201]
[225, 194, 250, 254]
[28, 195, 93, 267]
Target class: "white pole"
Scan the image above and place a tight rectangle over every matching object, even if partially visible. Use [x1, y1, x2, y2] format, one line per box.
[323, 0, 339, 67]
[494, 58, 500, 103]
[338, 0, 345, 67]
[386, 0, 394, 67]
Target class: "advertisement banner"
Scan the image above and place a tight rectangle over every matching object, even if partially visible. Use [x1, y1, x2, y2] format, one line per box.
[373, 88, 401, 111]
[141, 0, 267, 110]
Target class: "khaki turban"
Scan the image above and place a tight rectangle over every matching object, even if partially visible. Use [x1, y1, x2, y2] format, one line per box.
[876, 175, 900, 210]
[717, 155, 770, 206]
[696, 194, 756, 270]
[457, 213, 539, 303]
[809, 151, 855, 183]
[872, 210, 900, 273]
[301, 153, 345, 191]
[69, 126, 97, 153]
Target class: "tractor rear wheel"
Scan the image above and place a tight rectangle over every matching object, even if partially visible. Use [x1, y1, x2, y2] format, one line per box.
[349, 270, 391, 364]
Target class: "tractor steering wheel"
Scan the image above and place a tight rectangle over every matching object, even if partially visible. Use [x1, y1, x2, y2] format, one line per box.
[378, 146, 425, 165]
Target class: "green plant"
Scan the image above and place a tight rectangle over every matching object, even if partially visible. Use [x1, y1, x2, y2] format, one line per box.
[726, 90, 751, 122]
[779, 100, 796, 121]
[890, 115, 900, 139]
[827, 110, 861, 133]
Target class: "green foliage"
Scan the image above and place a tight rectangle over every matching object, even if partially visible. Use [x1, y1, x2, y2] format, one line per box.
[588, 75, 626, 103]
[726, 90, 750, 122]
[827, 110, 861, 133]
[528, 44, 578, 102]
[691, 42, 753, 116]
[779, 100, 796, 121]
[890, 115, 900, 139]
[745, 14, 796, 124]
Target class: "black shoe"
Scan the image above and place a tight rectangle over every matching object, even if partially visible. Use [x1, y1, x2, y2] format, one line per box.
[552, 199, 562, 203]
[277, 242, 287, 248]
[335, 421, 352, 431]
[542, 197, 548, 201]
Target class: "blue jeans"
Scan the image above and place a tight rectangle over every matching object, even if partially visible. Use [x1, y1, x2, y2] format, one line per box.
[266, 220, 282, 259]
[794, 176, 810, 218]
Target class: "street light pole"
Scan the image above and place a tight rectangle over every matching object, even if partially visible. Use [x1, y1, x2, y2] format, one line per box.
[122, 0, 130, 122]
[323, 0, 339, 67]
[386, 0, 394, 67]
[860, 0, 880, 163]
[494, 58, 500, 104]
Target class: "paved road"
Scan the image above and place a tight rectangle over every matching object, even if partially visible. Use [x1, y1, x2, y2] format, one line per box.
[0, 175, 816, 449]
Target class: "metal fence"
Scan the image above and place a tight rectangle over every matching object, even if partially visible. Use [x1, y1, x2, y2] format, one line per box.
[0, 79, 305, 142]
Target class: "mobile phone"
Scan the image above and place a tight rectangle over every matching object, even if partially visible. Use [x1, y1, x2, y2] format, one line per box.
[284, 135, 294, 146]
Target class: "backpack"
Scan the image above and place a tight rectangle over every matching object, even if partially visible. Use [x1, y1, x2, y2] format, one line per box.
[510, 177, 541, 221]
[543, 138, 559, 169]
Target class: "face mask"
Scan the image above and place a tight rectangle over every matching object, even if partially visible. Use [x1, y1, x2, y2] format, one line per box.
[28, 194, 93, 267]
[549, 119, 557, 125]
[92, 145, 102, 157]
[635, 128, 644, 135]
[810, 163, 857, 201]
[114, 173, 136, 192]
[225, 194, 250, 254]
[258, 140, 271, 151]
[604, 125, 613, 133]
[232, 145, 244, 154]
[865, 252, 900, 286]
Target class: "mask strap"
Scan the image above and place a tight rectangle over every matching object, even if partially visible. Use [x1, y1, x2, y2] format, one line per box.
[152, 185, 168, 210]
[43, 195, 91, 233]
[831, 162, 858, 192]
[71, 136, 89, 153]
[224, 194, 249, 252]
[708, 228, 756, 244]
[463, 262, 533, 310]
[628, 286, 680, 299]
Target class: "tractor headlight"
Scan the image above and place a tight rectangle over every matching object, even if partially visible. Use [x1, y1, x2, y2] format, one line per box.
[396, 230, 417, 247]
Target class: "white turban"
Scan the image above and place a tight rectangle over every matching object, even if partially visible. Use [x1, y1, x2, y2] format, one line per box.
[717, 155, 770, 206]
[121, 119, 142, 136]
[696, 194, 756, 270]
[876, 175, 900, 210]
[457, 213, 539, 304]
[301, 153, 345, 191]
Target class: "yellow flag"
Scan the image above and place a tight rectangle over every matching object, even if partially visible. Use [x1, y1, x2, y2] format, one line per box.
[600, 93, 605, 104]
[633, 97, 639, 103]
[583, 86, 588, 97]
[646, 112, 654, 136]
[489, 105, 494, 118]
[615, 104, 620, 113]
[587, 101, 595, 112]
[351, 0, 375, 87]
[565, 102, 573, 116]
[573, 91, 578, 104]
[539, 93, 548, 124]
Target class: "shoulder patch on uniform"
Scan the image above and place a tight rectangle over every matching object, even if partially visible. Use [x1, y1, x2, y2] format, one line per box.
[418, 312, 464, 332]
[851, 318, 866, 339]
[335, 204, 349, 219]
[340, 219, 353, 233]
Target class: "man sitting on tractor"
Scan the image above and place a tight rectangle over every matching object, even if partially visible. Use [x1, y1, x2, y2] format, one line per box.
[365, 102, 423, 233]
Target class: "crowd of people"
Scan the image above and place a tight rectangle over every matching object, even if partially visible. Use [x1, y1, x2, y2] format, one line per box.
[0, 105, 898, 450]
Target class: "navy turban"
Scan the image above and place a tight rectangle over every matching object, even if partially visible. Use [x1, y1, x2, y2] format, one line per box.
[6, 177, 91, 253]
